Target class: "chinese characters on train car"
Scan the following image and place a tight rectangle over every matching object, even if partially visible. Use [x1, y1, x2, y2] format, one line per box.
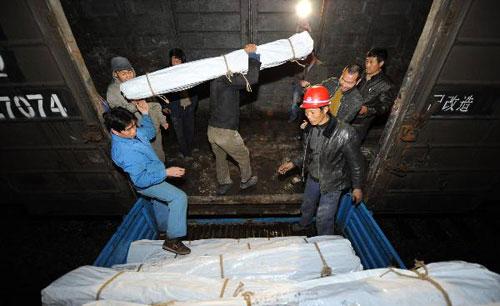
[434, 94, 475, 113]
[431, 86, 497, 116]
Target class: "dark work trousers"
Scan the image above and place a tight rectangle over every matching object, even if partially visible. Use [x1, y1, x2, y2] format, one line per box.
[300, 176, 342, 235]
[171, 104, 196, 157]
[352, 115, 375, 143]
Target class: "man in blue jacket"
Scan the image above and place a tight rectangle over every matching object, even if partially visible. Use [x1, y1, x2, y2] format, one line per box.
[103, 100, 190, 255]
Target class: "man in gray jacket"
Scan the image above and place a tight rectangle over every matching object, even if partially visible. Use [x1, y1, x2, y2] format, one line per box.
[106, 56, 168, 162]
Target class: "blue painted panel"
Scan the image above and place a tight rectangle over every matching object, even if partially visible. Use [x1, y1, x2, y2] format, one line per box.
[95, 195, 405, 269]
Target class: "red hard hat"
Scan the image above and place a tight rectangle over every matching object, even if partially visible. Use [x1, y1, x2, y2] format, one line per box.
[301, 85, 330, 109]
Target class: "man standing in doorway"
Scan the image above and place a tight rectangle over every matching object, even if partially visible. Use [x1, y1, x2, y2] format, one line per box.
[278, 85, 364, 235]
[103, 101, 190, 255]
[208, 44, 261, 195]
[164, 48, 199, 161]
[352, 48, 396, 142]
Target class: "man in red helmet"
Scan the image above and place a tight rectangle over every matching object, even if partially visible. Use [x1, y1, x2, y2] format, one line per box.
[278, 85, 365, 235]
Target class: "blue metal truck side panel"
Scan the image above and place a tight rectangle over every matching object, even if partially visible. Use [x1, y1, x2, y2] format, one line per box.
[95, 194, 406, 269]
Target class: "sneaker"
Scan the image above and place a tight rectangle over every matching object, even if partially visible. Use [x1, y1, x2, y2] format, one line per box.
[216, 183, 233, 195]
[162, 239, 191, 255]
[240, 176, 258, 190]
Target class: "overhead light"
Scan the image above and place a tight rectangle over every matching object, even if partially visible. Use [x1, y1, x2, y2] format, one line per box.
[296, 0, 312, 19]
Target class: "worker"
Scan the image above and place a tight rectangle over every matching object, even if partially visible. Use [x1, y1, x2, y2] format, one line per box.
[323, 63, 364, 123]
[106, 56, 169, 162]
[103, 101, 190, 255]
[278, 85, 365, 235]
[352, 48, 396, 142]
[207, 44, 261, 195]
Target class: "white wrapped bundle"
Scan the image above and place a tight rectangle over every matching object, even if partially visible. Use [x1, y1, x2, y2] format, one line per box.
[84, 301, 243, 306]
[120, 31, 314, 99]
[81, 262, 500, 306]
[119, 236, 362, 281]
[253, 261, 500, 306]
[127, 236, 328, 263]
[41, 266, 295, 306]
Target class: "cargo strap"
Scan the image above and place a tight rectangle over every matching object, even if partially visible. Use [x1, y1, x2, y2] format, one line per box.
[95, 270, 126, 300]
[136, 264, 144, 272]
[219, 254, 225, 279]
[232, 281, 245, 297]
[145, 72, 170, 104]
[287, 38, 306, 68]
[219, 278, 230, 298]
[380, 260, 452, 306]
[222, 54, 252, 93]
[314, 242, 332, 277]
[152, 301, 176, 306]
[231, 281, 254, 306]
[242, 291, 254, 306]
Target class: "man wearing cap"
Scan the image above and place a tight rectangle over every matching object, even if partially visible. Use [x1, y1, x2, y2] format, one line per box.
[106, 56, 169, 162]
[278, 85, 365, 235]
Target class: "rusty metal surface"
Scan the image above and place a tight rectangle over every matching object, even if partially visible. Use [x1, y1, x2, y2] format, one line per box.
[366, 0, 500, 212]
[0, 0, 135, 214]
[186, 222, 303, 240]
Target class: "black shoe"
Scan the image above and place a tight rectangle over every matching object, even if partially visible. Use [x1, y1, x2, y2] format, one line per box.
[292, 222, 314, 232]
[240, 176, 258, 190]
[216, 183, 233, 195]
[162, 239, 191, 255]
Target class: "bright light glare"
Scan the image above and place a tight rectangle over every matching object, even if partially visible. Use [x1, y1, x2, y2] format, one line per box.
[296, 0, 312, 19]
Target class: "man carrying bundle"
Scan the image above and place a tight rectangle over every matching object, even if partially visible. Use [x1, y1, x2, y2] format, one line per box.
[208, 44, 262, 195]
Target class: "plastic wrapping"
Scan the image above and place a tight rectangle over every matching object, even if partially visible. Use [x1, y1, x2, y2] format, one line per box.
[119, 31, 314, 99]
[79, 262, 500, 306]
[120, 236, 362, 281]
[42, 266, 294, 306]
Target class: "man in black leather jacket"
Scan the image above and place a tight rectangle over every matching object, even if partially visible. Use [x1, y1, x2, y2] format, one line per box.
[278, 85, 364, 235]
[352, 48, 396, 142]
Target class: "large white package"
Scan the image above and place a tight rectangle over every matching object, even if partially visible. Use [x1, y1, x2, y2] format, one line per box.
[119, 236, 362, 281]
[120, 31, 313, 100]
[78, 262, 500, 306]
[127, 236, 342, 263]
[250, 261, 500, 306]
[42, 265, 295, 306]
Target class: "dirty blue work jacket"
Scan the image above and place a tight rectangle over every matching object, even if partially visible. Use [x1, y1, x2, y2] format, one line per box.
[111, 115, 166, 189]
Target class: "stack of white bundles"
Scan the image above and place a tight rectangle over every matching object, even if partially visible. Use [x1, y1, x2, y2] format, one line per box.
[120, 31, 314, 100]
[73, 262, 500, 306]
[118, 236, 362, 281]
[41, 265, 295, 306]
